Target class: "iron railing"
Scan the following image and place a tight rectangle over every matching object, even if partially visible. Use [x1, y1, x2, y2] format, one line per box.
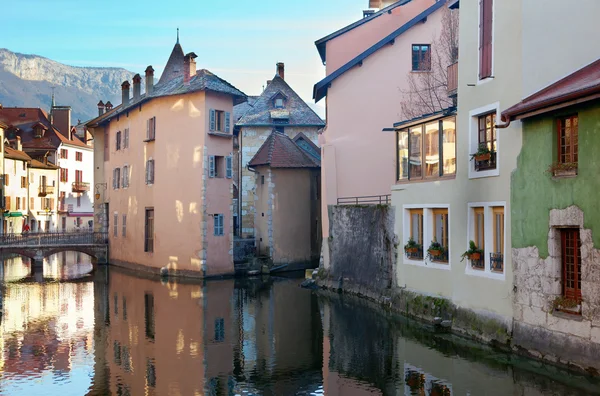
[405, 249, 424, 260]
[471, 256, 485, 270]
[474, 152, 497, 172]
[72, 181, 90, 193]
[38, 185, 55, 196]
[428, 248, 449, 263]
[337, 195, 391, 205]
[490, 252, 504, 272]
[0, 231, 108, 246]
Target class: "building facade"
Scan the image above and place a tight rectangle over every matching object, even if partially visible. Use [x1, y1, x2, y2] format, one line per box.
[314, 0, 449, 268]
[235, 63, 323, 237]
[2, 146, 30, 233]
[87, 40, 246, 277]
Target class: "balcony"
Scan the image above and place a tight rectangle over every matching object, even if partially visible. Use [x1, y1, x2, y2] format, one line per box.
[72, 181, 90, 193]
[447, 62, 458, 97]
[38, 185, 55, 196]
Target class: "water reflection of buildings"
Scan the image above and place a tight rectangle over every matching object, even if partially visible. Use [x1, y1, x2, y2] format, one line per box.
[0, 259, 96, 394]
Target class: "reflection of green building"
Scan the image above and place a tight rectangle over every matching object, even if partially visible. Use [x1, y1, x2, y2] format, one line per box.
[503, 59, 600, 369]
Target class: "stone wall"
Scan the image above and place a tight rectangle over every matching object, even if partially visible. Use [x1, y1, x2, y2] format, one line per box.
[325, 204, 397, 299]
[512, 205, 600, 373]
[240, 126, 320, 237]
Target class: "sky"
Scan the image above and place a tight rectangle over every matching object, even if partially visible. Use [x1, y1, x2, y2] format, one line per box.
[1, 0, 371, 115]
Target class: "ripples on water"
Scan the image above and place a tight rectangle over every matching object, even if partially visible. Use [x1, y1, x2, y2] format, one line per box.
[0, 255, 599, 395]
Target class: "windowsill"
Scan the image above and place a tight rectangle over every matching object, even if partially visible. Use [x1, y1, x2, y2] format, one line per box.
[146, 183, 154, 187]
[208, 131, 232, 138]
[144, 138, 156, 143]
[395, 175, 456, 186]
[465, 265, 505, 280]
[476, 77, 494, 86]
[410, 70, 432, 73]
[404, 256, 451, 271]
[469, 166, 499, 179]
[553, 309, 582, 320]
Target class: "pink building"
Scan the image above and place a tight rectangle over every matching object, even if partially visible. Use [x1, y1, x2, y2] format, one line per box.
[87, 39, 246, 278]
[313, 0, 448, 266]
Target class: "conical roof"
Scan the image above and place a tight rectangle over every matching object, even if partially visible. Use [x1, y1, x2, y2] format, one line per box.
[158, 42, 185, 86]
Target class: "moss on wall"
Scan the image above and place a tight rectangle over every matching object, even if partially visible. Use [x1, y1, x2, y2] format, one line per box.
[512, 102, 600, 257]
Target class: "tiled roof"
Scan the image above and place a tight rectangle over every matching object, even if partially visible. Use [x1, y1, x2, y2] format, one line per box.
[0, 108, 59, 151]
[502, 58, 600, 121]
[293, 132, 321, 165]
[158, 42, 185, 86]
[248, 131, 320, 169]
[233, 96, 259, 123]
[30, 159, 59, 170]
[313, 0, 446, 102]
[237, 75, 325, 127]
[87, 69, 247, 127]
[4, 146, 32, 161]
[315, 0, 412, 63]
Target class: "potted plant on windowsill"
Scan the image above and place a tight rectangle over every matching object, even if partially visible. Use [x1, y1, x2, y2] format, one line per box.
[460, 240, 483, 262]
[404, 237, 421, 254]
[547, 161, 578, 177]
[427, 239, 444, 258]
[552, 296, 581, 314]
[470, 143, 493, 162]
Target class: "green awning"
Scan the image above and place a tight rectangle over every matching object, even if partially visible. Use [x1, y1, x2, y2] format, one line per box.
[3, 212, 24, 217]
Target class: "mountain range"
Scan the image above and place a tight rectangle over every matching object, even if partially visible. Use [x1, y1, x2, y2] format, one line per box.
[0, 48, 132, 123]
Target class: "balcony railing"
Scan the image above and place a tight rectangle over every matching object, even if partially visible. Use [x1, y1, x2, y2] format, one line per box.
[0, 231, 108, 246]
[447, 62, 458, 97]
[38, 185, 55, 196]
[72, 181, 90, 193]
[337, 195, 391, 205]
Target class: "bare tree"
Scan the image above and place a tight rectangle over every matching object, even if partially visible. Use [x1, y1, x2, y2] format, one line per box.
[399, 7, 459, 120]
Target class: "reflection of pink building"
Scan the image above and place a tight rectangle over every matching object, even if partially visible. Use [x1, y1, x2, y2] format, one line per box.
[313, 0, 448, 266]
[87, 38, 246, 277]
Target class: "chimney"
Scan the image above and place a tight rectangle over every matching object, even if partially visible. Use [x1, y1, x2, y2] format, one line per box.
[121, 80, 130, 106]
[145, 65, 154, 95]
[184, 52, 198, 85]
[132, 74, 142, 101]
[105, 101, 113, 111]
[97, 100, 105, 116]
[15, 136, 22, 151]
[51, 106, 71, 138]
[276, 62, 285, 80]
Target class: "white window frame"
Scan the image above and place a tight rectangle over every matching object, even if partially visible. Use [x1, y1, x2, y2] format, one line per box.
[465, 201, 506, 281]
[477, 0, 496, 85]
[402, 204, 451, 271]
[468, 102, 500, 179]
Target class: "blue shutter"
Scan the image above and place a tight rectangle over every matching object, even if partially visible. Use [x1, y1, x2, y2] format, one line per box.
[225, 112, 231, 133]
[209, 156, 215, 178]
[226, 156, 232, 178]
[209, 109, 216, 131]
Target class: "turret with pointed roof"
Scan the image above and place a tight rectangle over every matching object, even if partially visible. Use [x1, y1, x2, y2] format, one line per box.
[158, 33, 185, 86]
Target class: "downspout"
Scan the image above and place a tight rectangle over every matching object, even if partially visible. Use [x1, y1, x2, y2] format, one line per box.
[495, 114, 512, 129]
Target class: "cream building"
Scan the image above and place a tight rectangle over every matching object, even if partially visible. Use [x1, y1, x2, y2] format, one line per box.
[2, 144, 31, 233]
[28, 158, 59, 232]
[389, 0, 600, 337]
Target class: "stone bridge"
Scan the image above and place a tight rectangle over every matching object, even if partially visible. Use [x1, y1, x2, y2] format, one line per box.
[0, 232, 109, 268]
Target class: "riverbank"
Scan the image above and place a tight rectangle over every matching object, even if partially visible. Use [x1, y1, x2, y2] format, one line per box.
[315, 268, 599, 377]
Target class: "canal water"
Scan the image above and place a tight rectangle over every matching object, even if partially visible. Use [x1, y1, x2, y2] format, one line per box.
[0, 255, 599, 395]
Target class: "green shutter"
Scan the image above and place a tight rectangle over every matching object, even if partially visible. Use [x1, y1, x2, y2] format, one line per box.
[209, 109, 216, 131]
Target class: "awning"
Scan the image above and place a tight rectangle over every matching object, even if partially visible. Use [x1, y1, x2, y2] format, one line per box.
[3, 212, 24, 218]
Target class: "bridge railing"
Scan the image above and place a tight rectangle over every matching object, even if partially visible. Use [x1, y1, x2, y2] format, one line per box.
[0, 232, 109, 246]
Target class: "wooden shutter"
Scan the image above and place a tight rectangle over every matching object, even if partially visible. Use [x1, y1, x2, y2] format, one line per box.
[150, 160, 154, 183]
[4, 174, 8, 186]
[226, 156, 232, 178]
[30, 197, 34, 210]
[225, 112, 231, 133]
[209, 156, 215, 178]
[479, 0, 493, 79]
[5, 196, 11, 211]
[50, 198, 55, 210]
[152, 117, 156, 140]
[146, 119, 150, 140]
[113, 169, 117, 189]
[210, 109, 216, 131]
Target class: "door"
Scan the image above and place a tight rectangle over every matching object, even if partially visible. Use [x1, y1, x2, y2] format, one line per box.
[61, 217, 67, 231]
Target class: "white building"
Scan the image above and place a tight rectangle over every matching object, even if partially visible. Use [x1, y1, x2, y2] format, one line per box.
[28, 158, 59, 232]
[2, 144, 30, 233]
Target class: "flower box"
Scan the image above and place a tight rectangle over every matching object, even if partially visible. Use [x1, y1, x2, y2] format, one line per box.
[428, 249, 443, 257]
[474, 153, 491, 162]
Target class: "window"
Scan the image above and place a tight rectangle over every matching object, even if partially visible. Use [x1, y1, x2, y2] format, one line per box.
[113, 168, 121, 189]
[75, 151, 83, 161]
[412, 44, 431, 71]
[122, 165, 129, 188]
[30, 197, 34, 210]
[214, 214, 224, 236]
[558, 115, 578, 165]
[144, 293, 155, 340]
[407, 209, 423, 260]
[113, 213, 118, 237]
[561, 229, 581, 304]
[261, 175, 265, 185]
[15, 197, 20, 210]
[146, 359, 156, 388]
[75, 170, 82, 183]
[226, 156, 233, 179]
[124, 128, 129, 149]
[214, 318, 225, 342]
[104, 130, 109, 161]
[146, 117, 156, 141]
[209, 155, 227, 178]
[122, 214, 127, 237]
[472, 207, 485, 270]
[4, 174, 8, 186]
[475, 112, 497, 171]
[432, 209, 449, 263]
[275, 98, 284, 108]
[21, 177, 26, 188]
[116, 131, 122, 150]
[491, 206, 504, 272]
[145, 208, 154, 252]
[4, 196, 10, 210]
[77, 195, 81, 207]
[209, 109, 231, 133]
[60, 168, 68, 182]
[397, 116, 456, 181]
[22, 161, 26, 171]
[60, 149, 68, 159]
[146, 160, 154, 184]
[479, 0, 493, 79]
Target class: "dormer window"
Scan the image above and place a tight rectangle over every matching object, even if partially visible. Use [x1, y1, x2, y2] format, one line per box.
[275, 98, 284, 108]
[34, 126, 43, 138]
[271, 91, 287, 109]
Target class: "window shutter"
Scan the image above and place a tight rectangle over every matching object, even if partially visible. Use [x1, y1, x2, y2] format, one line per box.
[5, 196, 10, 210]
[226, 156, 233, 178]
[479, 0, 493, 79]
[210, 109, 216, 131]
[209, 156, 215, 178]
[50, 198, 55, 210]
[30, 197, 34, 210]
[225, 112, 231, 133]
[152, 117, 156, 140]
[150, 160, 154, 183]
[4, 174, 8, 186]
